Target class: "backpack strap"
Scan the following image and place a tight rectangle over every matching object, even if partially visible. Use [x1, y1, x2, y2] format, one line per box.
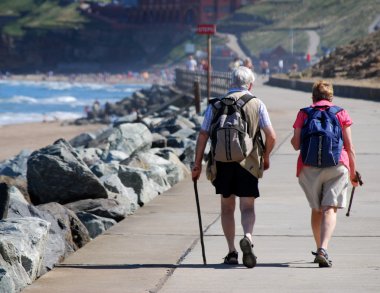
[327, 105, 343, 115]
[301, 105, 343, 118]
[235, 94, 254, 108]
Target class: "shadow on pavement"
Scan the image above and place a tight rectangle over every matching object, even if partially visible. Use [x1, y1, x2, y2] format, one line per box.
[56, 262, 295, 270]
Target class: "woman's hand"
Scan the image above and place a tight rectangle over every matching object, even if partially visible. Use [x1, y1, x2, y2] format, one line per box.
[350, 171, 360, 187]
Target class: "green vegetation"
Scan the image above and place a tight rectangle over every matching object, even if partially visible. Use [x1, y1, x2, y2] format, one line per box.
[241, 30, 308, 56]
[222, 0, 380, 56]
[0, 0, 87, 37]
[0, 0, 379, 67]
[0, 0, 36, 17]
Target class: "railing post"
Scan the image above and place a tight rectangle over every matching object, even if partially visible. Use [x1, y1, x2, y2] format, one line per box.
[194, 76, 201, 114]
[207, 34, 211, 103]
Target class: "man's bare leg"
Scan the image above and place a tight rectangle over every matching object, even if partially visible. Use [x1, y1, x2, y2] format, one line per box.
[240, 197, 255, 242]
[221, 195, 236, 252]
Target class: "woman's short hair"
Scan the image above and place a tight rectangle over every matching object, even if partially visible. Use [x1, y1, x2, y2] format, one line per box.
[312, 80, 334, 102]
[232, 66, 255, 89]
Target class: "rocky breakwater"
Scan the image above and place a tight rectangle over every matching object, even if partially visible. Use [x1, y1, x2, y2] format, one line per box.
[0, 84, 206, 293]
[309, 30, 380, 80]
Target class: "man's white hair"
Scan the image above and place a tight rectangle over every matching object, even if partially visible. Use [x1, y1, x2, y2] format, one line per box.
[232, 66, 255, 89]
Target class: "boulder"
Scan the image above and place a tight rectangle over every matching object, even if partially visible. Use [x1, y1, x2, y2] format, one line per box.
[0, 267, 16, 293]
[65, 198, 126, 222]
[152, 149, 190, 186]
[0, 150, 31, 178]
[69, 132, 96, 148]
[88, 123, 152, 159]
[100, 174, 139, 214]
[117, 166, 161, 206]
[76, 211, 116, 239]
[36, 202, 91, 271]
[27, 138, 108, 205]
[0, 183, 10, 220]
[7, 188, 90, 272]
[0, 217, 50, 291]
[90, 162, 120, 178]
[76, 147, 103, 167]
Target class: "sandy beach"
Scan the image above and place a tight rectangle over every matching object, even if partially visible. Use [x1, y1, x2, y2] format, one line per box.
[0, 121, 106, 162]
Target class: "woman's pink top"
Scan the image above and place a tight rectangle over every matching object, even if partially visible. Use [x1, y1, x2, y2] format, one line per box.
[293, 100, 353, 177]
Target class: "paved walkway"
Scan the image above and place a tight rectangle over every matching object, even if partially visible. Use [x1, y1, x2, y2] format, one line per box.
[22, 83, 380, 293]
[216, 32, 248, 60]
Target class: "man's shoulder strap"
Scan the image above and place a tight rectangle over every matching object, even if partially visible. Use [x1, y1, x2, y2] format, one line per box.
[235, 94, 256, 108]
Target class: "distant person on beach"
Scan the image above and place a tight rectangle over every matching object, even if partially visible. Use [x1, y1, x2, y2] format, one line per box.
[92, 100, 100, 118]
[291, 80, 358, 268]
[186, 55, 197, 71]
[192, 66, 276, 268]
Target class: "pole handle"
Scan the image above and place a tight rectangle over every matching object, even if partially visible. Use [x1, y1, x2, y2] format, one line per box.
[346, 171, 363, 217]
[194, 181, 207, 265]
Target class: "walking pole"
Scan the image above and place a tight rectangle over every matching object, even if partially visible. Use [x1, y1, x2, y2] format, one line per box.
[193, 180, 207, 265]
[346, 171, 363, 217]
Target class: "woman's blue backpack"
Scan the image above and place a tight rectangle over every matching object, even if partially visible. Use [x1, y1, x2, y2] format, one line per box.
[300, 105, 343, 168]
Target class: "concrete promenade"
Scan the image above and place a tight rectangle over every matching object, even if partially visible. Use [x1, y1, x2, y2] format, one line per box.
[22, 82, 380, 293]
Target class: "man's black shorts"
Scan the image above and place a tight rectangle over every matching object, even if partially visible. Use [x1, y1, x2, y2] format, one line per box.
[212, 161, 260, 198]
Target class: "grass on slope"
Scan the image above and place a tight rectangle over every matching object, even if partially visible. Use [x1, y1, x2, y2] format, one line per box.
[1, 0, 87, 37]
[0, 0, 36, 16]
[224, 0, 380, 56]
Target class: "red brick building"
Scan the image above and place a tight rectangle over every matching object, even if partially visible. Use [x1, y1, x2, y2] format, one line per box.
[85, 0, 255, 26]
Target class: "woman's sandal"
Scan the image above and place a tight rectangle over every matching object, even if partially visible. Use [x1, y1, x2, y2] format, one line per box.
[314, 248, 332, 268]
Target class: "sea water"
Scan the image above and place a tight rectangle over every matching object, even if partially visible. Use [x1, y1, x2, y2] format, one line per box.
[0, 80, 150, 125]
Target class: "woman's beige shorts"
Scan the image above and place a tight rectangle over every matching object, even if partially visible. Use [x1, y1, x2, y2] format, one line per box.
[298, 164, 349, 209]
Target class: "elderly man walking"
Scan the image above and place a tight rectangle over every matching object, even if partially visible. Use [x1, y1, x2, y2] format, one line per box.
[192, 66, 276, 268]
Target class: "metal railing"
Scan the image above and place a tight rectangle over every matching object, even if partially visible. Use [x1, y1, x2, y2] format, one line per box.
[175, 68, 232, 98]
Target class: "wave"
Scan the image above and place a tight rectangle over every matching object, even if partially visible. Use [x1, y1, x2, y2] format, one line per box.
[0, 111, 83, 125]
[0, 79, 148, 92]
[0, 95, 79, 105]
[0, 95, 39, 104]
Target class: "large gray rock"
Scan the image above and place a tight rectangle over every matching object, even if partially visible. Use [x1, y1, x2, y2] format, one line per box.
[0, 183, 9, 220]
[0, 217, 50, 292]
[0, 267, 16, 293]
[0, 150, 31, 178]
[69, 132, 96, 148]
[76, 212, 116, 239]
[65, 198, 126, 222]
[151, 149, 190, 186]
[90, 162, 120, 178]
[27, 138, 108, 205]
[75, 147, 103, 167]
[88, 123, 152, 159]
[36, 202, 91, 271]
[117, 166, 161, 206]
[7, 188, 90, 273]
[100, 174, 139, 214]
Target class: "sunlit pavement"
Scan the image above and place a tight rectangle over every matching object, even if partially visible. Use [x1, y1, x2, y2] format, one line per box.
[23, 83, 380, 293]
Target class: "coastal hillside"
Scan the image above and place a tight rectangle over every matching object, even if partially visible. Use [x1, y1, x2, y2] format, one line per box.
[222, 0, 380, 57]
[307, 30, 380, 80]
[0, 0, 379, 73]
